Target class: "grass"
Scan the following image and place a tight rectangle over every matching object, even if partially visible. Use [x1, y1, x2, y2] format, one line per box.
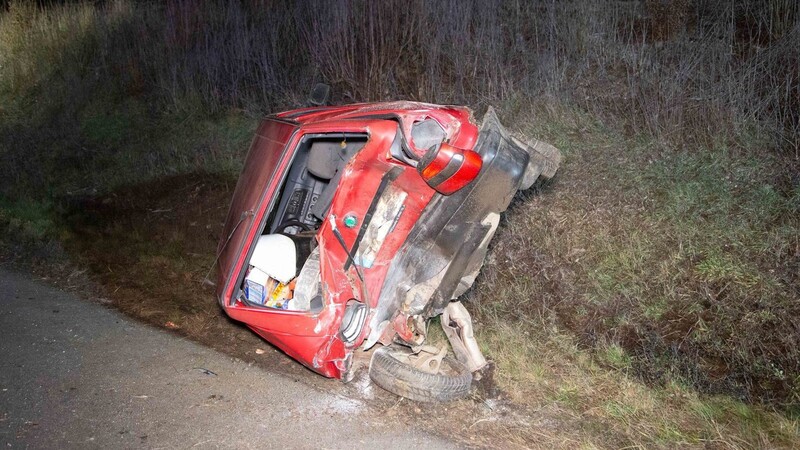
[462, 102, 799, 445]
[550, 108, 788, 378]
[1, 91, 254, 200]
[0, 2, 258, 203]
[0, 198, 54, 243]
[475, 320, 799, 448]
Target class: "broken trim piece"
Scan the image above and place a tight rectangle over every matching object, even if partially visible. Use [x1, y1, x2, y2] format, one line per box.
[441, 301, 487, 373]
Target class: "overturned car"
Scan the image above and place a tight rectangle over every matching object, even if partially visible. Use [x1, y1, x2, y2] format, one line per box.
[216, 102, 560, 401]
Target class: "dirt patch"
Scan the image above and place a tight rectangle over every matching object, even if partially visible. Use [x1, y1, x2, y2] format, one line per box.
[49, 166, 798, 448]
[61, 173, 300, 371]
[56, 172, 575, 448]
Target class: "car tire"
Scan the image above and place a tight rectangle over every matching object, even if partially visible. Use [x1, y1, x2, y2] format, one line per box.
[532, 139, 562, 180]
[519, 138, 562, 189]
[369, 345, 472, 402]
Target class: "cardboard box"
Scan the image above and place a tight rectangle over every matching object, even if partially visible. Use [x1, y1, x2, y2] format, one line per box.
[244, 266, 272, 305]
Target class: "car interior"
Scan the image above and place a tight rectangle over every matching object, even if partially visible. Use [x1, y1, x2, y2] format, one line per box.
[238, 133, 368, 311]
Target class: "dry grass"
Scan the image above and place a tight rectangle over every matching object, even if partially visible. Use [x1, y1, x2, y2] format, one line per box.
[1, 2, 797, 183]
[461, 108, 798, 448]
[476, 323, 799, 449]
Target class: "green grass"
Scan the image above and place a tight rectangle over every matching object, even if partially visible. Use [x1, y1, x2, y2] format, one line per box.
[475, 318, 799, 448]
[601, 344, 632, 371]
[0, 198, 54, 243]
[465, 103, 798, 445]
[1, 92, 255, 201]
[528, 107, 795, 399]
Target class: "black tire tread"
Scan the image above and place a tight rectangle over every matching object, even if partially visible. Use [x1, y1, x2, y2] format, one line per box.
[529, 140, 561, 179]
[369, 346, 472, 402]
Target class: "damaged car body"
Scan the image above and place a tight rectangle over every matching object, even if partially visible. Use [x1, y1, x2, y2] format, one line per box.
[216, 101, 560, 401]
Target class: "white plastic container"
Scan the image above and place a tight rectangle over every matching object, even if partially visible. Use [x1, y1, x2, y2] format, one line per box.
[249, 234, 297, 283]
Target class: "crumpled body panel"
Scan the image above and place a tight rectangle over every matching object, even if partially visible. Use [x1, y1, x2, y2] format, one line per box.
[216, 102, 556, 379]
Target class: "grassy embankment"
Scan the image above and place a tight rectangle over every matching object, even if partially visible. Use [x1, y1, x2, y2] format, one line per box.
[467, 109, 799, 446]
[1, 1, 798, 447]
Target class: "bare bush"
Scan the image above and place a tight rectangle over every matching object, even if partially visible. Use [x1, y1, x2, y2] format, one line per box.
[1, 0, 797, 153]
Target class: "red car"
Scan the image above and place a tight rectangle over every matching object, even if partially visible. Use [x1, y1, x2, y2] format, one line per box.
[216, 101, 559, 401]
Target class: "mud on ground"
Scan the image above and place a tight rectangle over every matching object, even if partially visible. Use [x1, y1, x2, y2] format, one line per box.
[53, 173, 584, 449]
[10, 167, 795, 449]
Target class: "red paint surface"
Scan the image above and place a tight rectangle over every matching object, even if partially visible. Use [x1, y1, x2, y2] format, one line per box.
[217, 102, 480, 378]
[436, 147, 483, 195]
[419, 143, 483, 195]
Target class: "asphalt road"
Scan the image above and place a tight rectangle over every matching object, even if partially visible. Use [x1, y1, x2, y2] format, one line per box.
[0, 269, 456, 449]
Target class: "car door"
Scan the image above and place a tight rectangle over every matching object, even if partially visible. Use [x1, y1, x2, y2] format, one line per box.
[215, 118, 298, 306]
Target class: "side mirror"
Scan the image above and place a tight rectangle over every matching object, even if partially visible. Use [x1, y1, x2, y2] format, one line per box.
[417, 143, 482, 195]
[307, 83, 330, 106]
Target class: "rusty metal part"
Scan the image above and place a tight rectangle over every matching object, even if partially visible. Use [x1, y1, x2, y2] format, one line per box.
[399, 344, 448, 375]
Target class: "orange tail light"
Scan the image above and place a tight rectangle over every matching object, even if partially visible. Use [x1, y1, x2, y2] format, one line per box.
[417, 143, 482, 195]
